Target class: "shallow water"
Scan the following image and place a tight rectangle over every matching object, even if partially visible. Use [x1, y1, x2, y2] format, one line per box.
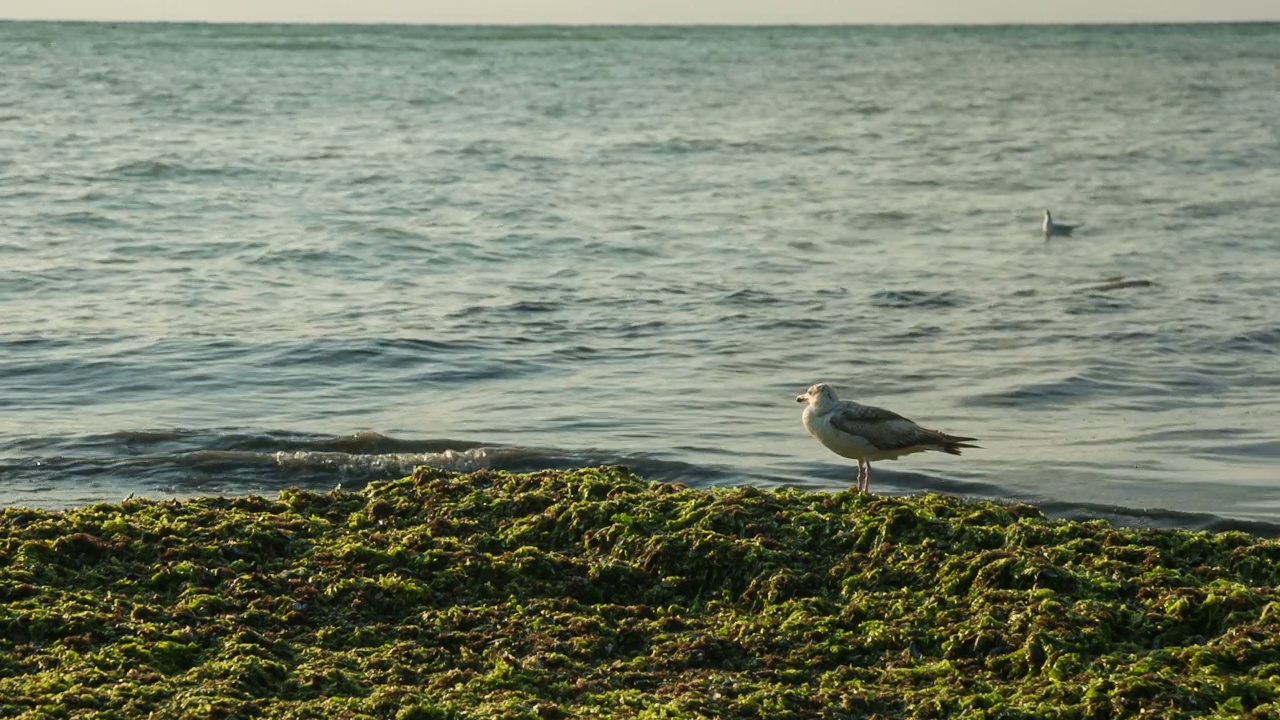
[2, 22, 1278, 529]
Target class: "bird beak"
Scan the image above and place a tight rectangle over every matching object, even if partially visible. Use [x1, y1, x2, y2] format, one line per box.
[795, 393, 807, 403]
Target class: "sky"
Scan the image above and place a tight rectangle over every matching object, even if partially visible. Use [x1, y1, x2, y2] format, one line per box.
[2, 0, 1278, 25]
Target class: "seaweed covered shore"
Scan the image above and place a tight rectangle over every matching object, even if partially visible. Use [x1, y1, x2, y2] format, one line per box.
[3, 466, 1280, 719]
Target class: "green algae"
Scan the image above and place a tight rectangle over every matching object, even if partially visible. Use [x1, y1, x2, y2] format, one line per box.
[2, 465, 1280, 719]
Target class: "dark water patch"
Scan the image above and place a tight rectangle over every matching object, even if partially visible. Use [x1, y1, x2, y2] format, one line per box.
[448, 304, 489, 318]
[595, 293, 663, 307]
[0, 334, 97, 352]
[274, 150, 345, 162]
[722, 288, 782, 306]
[251, 246, 366, 269]
[859, 209, 913, 223]
[437, 46, 482, 58]
[0, 354, 140, 388]
[893, 324, 944, 340]
[1176, 199, 1260, 219]
[376, 337, 472, 353]
[48, 211, 121, 227]
[546, 266, 581, 280]
[0, 430, 181, 457]
[621, 138, 772, 156]
[618, 320, 668, 337]
[847, 102, 888, 115]
[1095, 329, 1162, 344]
[1196, 440, 1280, 460]
[106, 240, 222, 262]
[1217, 326, 1280, 353]
[457, 140, 507, 157]
[450, 300, 564, 320]
[512, 320, 570, 337]
[0, 189, 43, 202]
[582, 240, 663, 259]
[869, 289, 967, 309]
[1062, 293, 1138, 315]
[260, 340, 384, 370]
[235, 338, 470, 378]
[506, 301, 562, 314]
[1074, 277, 1156, 293]
[795, 144, 857, 156]
[812, 286, 850, 298]
[341, 173, 391, 186]
[755, 317, 827, 331]
[552, 345, 601, 360]
[53, 189, 111, 204]
[890, 177, 943, 188]
[103, 158, 257, 180]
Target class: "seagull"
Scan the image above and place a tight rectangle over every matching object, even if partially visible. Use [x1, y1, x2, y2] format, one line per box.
[796, 383, 980, 493]
[1042, 210, 1082, 239]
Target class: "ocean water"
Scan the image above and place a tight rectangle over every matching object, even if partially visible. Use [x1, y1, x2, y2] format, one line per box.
[1, 22, 1278, 530]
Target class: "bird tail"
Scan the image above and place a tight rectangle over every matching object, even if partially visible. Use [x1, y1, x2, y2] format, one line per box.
[937, 433, 981, 455]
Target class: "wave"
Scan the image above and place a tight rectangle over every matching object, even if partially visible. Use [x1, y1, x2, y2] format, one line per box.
[3, 429, 1279, 537]
[0, 431, 737, 509]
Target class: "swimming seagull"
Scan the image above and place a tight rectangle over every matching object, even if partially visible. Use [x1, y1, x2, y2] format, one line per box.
[796, 383, 980, 493]
[1042, 210, 1083, 239]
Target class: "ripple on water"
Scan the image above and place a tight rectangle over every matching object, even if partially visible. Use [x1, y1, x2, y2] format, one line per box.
[869, 289, 968, 309]
[962, 370, 1146, 409]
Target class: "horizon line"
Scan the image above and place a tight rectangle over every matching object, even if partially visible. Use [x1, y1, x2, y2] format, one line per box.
[2, 18, 1279, 27]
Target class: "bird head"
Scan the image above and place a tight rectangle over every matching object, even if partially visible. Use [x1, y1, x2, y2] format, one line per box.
[796, 383, 838, 407]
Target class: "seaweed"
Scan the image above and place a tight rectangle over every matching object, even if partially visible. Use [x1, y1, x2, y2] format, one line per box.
[2, 465, 1279, 718]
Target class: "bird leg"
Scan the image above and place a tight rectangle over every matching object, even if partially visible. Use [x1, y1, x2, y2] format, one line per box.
[856, 460, 868, 494]
[862, 462, 872, 494]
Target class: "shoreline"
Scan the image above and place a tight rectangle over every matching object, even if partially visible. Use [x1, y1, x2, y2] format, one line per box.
[3, 465, 1278, 717]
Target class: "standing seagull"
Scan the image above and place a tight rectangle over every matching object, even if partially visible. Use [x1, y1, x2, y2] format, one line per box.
[796, 383, 979, 493]
[1042, 210, 1082, 239]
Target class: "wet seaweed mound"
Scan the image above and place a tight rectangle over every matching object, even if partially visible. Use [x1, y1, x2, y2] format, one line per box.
[3, 466, 1280, 718]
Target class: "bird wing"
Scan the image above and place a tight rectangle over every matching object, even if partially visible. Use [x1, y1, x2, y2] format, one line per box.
[829, 403, 968, 452]
[824, 399, 972, 450]
[832, 401, 907, 424]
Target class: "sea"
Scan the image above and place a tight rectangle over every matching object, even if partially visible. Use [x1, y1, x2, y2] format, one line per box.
[2, 22, 1278, 531]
